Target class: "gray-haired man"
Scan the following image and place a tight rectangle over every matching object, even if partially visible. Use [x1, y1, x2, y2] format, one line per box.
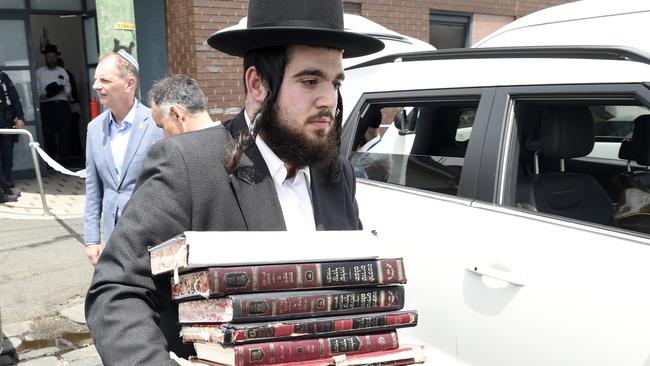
[149, 74, 218, 137]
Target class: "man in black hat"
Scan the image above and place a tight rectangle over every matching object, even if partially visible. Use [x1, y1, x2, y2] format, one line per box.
[35, 43, 72, 165]
[85, 1, 383, 364]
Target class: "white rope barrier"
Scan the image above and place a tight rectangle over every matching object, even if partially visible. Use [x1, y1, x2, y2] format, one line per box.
[29, 141, 86, 178]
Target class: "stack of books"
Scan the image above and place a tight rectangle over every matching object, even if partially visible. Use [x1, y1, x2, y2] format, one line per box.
[149, 231, 426, 366]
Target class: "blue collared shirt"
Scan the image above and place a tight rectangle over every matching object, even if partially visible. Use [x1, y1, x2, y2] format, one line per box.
[109, 99, 138, 182]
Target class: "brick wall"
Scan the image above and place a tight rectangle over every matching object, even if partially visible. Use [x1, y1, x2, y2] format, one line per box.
[165, 0, 572, 122]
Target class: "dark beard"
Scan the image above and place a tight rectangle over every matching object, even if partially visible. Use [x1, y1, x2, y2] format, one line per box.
[258, 105, 339, 171]
[46, 60, 57, 69]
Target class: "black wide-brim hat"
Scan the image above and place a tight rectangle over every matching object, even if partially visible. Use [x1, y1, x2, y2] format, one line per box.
[208, 0, 384, 58]
[42, 44, 61, 55]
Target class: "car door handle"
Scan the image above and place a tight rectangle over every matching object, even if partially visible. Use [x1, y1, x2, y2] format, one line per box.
[466, 263, 526, 286]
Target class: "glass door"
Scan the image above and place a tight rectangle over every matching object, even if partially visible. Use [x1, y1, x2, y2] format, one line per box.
[0, 13, 40, 178]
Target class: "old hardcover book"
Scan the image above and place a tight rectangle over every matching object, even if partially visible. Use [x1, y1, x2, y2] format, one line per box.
[266, 344, 427, 366]
[180, 310, 418, 345]
[178, 286, 405, 324]
[171, 258, 406, 300]
[193, 330, 399, 366]
[149, 231, 391, 276]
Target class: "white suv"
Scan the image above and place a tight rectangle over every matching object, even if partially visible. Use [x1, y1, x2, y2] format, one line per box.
[339, 46, 650, 366]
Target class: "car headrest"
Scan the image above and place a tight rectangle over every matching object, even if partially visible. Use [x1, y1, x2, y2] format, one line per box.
[353, 106, 382, 150]
[618, 139, 634, 161]
[526, 106, 594, 159]
[627, 114, 650, 166]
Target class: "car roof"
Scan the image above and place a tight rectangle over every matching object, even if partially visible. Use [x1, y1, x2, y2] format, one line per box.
[213, 14, 435, 69]
[341, 46, 650, 121]
[473, 0, 650, 50]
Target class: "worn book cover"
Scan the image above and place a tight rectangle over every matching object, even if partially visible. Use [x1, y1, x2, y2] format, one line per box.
[177, 286, 405, 323]
[266, 344, 427, 366]
[193, 330, 399, 366]
[180, 310, 418, 345]
[171, 258, 406, 300]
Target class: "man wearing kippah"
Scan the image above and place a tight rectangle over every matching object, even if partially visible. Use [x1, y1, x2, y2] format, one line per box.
[85, 1, 384, 364]
[83, 51, 163, 265]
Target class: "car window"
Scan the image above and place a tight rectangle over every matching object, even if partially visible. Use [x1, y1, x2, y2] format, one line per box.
[593, 105, 650, 140]
[348, 100, 478, 197]
[507, 98, 650, 236]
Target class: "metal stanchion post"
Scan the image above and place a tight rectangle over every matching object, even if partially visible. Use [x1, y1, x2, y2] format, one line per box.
[0, 128, 51, 215]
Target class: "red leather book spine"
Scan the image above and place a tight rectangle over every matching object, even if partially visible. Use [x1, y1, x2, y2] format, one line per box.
[235, 331, 399, 366]
[226, 311, 417, 344]
[171, 259, 406, 300]
[231, 286, 404, 322]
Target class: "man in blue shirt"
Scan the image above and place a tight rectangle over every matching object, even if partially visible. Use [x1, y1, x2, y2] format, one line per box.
[83, 51, 163, 265]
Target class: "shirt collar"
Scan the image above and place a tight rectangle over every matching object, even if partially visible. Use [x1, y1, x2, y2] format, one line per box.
[109, 99, 139, 129]
[245, 110, 312, 186]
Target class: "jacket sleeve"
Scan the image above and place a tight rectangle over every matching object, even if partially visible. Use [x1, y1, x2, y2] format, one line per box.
[83, 123, 103, 244]
[85, 138, 195, 365]
[342, 157, 363, 230]
[3, 74, 24, 119]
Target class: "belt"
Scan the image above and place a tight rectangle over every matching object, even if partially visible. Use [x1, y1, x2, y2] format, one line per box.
[41, 100, 68, 104]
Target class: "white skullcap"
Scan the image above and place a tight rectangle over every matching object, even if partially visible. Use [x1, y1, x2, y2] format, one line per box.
[117, 49, 139, 71]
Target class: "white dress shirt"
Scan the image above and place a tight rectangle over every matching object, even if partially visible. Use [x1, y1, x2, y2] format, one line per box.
[35, 65, 71, 102]
[245, 112, 316, 231]
[109, 100, 138, 183]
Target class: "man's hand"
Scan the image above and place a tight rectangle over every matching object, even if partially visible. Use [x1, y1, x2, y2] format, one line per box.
[85, 244, 104, 266]
[14, 119, 25, 129]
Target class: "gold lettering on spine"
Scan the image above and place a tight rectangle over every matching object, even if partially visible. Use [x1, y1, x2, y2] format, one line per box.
[365, 334, 371, 351]
[319, 338, 325, 356]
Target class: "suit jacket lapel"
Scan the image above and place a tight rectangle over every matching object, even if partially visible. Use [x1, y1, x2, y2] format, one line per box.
[118, 103, 148, 188]
[101, 112, 119, 186]
[310, 167, 332, 230]
[225, 112, 286, 231]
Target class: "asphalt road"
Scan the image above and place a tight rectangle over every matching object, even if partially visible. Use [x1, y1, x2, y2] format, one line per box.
[0, 217, 93, 325]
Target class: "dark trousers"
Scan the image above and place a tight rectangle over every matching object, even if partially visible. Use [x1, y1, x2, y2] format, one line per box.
[40, 100, 72, 165]
[0, 133, 14, 181]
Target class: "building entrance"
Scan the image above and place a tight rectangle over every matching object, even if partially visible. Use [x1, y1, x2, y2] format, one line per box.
[0, 1, 97, 178]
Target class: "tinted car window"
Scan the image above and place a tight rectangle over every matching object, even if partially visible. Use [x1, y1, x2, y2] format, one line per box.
[349, 101, 478, 196]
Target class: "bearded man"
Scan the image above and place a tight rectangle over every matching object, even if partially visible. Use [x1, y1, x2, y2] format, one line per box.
[85, 0, 383, 364]
[35, 44, 72, 165]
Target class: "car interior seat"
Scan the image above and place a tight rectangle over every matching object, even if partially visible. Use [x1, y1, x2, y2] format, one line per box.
[352, 105, 382, 151]
[405, 106, 462, 195]
[516, 105, 615, 226]
[612, 115, 650, 193]
[611, 114, 650, 233]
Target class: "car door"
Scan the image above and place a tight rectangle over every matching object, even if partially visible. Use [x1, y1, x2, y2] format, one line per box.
[341, 88, 495, 363]
[455, 84, 650, 366]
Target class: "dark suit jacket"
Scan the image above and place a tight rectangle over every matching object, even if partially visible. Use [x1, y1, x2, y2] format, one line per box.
[85, 111, 362, 365]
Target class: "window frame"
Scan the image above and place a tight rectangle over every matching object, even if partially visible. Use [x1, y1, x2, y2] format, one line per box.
[342, 87, 496, 200]
[487, 83, 650, 238]
[429, 11, 472, 49]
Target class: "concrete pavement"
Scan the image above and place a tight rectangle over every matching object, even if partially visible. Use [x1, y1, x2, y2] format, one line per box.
[0, 172, 101, 365]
